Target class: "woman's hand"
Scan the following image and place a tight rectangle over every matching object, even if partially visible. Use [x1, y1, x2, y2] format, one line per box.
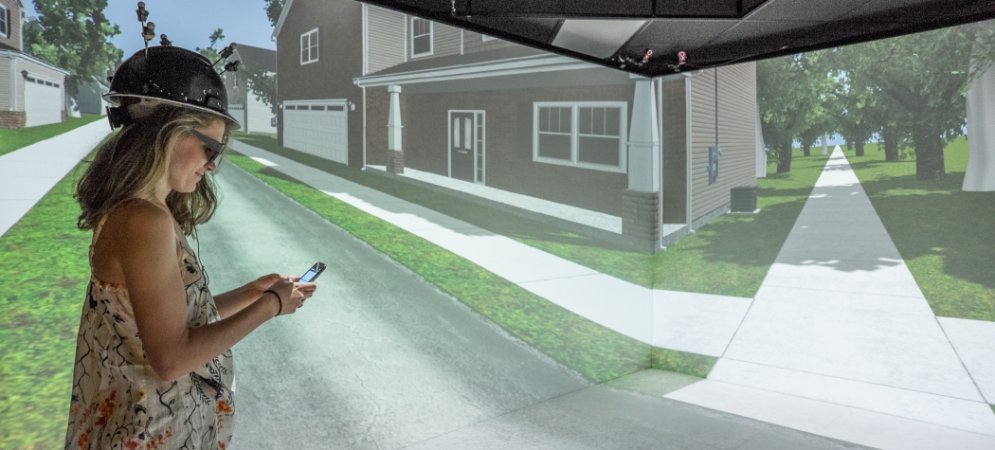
[256, 273, 319, 316]
[287, 275, 318, 306]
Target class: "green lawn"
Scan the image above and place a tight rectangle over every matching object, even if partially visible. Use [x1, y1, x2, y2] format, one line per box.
[848, 138, 995, 321]
[0, 115, 104, 157]
[0, 161, 92, 449]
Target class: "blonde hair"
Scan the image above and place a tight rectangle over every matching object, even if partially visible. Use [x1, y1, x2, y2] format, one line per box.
[75, 103, 231, 235]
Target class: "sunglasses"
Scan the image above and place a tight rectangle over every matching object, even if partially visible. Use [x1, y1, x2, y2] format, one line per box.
[189, 129, 228, 164]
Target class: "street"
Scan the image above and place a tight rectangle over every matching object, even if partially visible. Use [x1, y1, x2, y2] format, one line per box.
[197, 164, 589, 449]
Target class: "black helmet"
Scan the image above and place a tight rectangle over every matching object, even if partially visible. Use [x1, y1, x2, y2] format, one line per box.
[105, 46, 240, 130]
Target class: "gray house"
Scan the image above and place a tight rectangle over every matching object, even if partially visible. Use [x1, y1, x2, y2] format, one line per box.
[223, 43, 277, 134]
[275, 0, 761, 251]
[74, 77, 108, 116]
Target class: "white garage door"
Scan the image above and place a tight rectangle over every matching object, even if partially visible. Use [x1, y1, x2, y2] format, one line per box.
[283, 100, 348, 165]
[24, 76, 63, 127]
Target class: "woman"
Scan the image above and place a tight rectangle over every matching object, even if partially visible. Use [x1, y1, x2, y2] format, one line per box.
[65, 46, 314, 449]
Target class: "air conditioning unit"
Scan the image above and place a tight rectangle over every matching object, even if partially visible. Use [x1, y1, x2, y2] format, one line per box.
[730, 186, 757, 213]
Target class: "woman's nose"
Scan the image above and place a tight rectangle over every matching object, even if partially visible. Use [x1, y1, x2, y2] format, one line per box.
[205, 160, 217, 172]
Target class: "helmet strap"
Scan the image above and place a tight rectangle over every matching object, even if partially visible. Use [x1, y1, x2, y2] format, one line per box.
[106, 106, 130, 129]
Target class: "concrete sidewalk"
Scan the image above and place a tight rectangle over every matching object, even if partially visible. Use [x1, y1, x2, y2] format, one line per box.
[0, 120, 110, 238]
[3, 126, 994, 448]
[668, 148, 995, 449]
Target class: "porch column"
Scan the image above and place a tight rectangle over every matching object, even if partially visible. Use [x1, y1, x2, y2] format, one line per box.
[623, 77, 661, 246]
[964, 61, 995, 191]
[387, 84, 404, 174]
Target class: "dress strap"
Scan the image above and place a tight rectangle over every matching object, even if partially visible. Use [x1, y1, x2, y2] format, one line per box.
[89, 214, 111, 267]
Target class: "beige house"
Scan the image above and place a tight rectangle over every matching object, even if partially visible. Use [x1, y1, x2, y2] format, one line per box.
[0, 0, 69, 128]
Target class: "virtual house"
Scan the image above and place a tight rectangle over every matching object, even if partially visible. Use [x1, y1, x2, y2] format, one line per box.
[0, 0, 69, 128]
[274, 0, 763, 251]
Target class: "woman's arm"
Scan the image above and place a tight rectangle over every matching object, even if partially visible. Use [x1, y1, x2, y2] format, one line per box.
[213, 274, 281, 319]
[115, 203, 303, 382]
[214, 275, 318, 319]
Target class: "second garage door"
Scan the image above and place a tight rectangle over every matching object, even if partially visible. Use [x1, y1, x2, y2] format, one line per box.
[283, 99, 348, 165]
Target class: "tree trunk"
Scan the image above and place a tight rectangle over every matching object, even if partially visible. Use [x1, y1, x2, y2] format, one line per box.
[882, 125, 899, 162]
[855, 140, 865, 157]
[776, 141, 793, 173]
[911, 120, 945, 180]
[802, 143, 811, 157]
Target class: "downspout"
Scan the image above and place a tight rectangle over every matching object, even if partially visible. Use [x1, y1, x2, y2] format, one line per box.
[685, 73, 693, 232]
[656, 77, 664, 248]
[361, 4, 369, 168]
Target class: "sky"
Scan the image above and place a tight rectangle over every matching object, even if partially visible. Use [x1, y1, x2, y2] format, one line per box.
[24, 0, 277, 57]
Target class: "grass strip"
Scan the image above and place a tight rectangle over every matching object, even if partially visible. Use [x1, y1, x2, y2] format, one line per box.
[650, 348, 718, 379]
[0, 115, 104, 157]
[849, 139, 995, 321]
[0, 163, 92, 449]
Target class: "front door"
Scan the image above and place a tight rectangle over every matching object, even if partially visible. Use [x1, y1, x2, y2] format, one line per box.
[449, 111, 485, 183]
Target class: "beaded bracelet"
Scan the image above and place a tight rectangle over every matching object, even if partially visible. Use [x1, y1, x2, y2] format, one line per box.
[264, 289, 283, 316]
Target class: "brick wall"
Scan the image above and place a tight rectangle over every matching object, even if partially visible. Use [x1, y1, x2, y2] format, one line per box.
[0, 111, 26, 128]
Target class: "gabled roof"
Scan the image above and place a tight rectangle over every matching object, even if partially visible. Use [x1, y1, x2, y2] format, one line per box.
[368, 44, 547, 78]
[232, 42, 276, 72]
[272, 0, 296, 39]
[360, 0, 995, 78]
[354, 45, 597, 88]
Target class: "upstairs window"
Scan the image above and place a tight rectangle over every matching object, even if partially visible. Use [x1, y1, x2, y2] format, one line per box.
[410, 17, 432, 58]
[300, 28, 319, 65]
[0, 5, 9, 38]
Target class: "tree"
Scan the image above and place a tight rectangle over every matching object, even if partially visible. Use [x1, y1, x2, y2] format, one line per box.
[833, 24, 995, 180]
[196, 28, 226, 62]
[264, 0, 286, 28]
[758, 51, 833, 173]
[798, 107, 833, 157]
[242, 63, 277, 116]
[251, 0, 284, 115]
[829, 73, 879, 158]
[24, 0, 123, 96]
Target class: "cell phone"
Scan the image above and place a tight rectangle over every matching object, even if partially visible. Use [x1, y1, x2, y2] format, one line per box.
[299, 262, 326, 283]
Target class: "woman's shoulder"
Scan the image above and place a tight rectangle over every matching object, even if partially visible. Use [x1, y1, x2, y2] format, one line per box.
[104, 198, 175, 240]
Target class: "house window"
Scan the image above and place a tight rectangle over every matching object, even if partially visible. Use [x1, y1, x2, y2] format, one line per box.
[533, 102, 627, 172]
[0, 5, 9, 38]
[410, 17, 432, 57]
[300, 28, 319, 65]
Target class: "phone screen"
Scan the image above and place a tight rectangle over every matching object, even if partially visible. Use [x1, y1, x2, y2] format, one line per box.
[300, 262, 325, 283]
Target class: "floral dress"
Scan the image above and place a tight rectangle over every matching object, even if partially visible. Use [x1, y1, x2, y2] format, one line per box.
[65, 217, 235, 450]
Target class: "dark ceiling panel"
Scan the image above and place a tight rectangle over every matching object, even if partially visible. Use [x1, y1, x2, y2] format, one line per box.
[654, 0, 743, 18]
[747, 0, 870, 22]
[628, 19, 737, 57]
[358, 0, 995, 77]
[470, 0, 563, 17]
[465, 16, 563, 45]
